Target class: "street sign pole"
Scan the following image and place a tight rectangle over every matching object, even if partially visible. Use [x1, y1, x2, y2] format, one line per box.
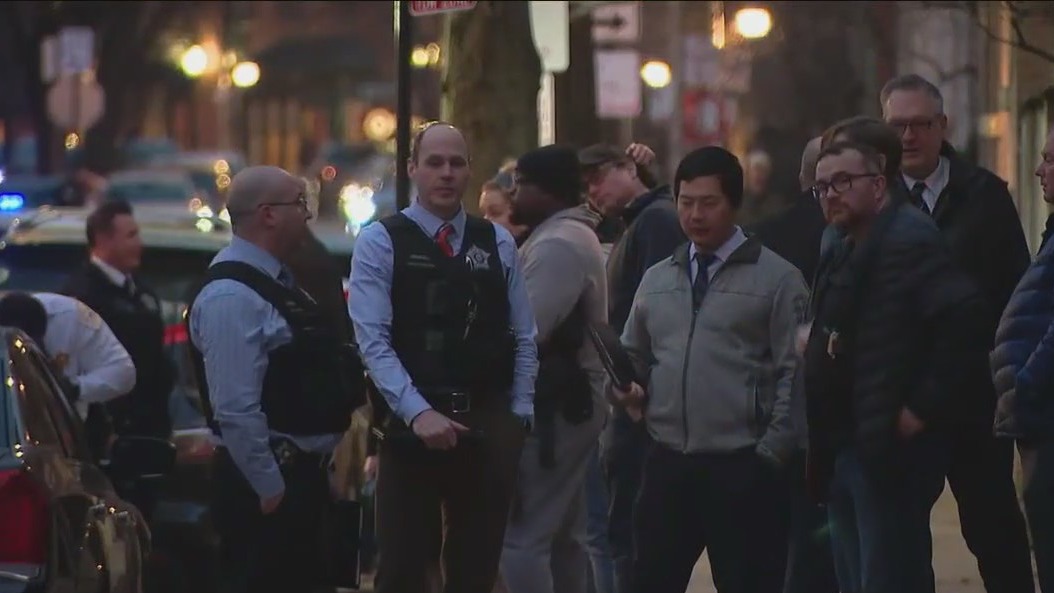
[395, 0, 414, 210]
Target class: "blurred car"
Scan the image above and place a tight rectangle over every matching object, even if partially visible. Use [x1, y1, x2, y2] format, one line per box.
[0, 175, 66, 211]
[0, 205, 232, 593]
[101, 171, 204, 211]
[306, 142, 394, 221]
[0, 326, 175, 593]
[144, 151, 247, 210]
[0, 206, 364, 592]
[121, 139, 180, 169]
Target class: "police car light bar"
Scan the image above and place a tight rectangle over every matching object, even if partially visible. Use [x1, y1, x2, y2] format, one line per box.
[0, 193, 25, 211]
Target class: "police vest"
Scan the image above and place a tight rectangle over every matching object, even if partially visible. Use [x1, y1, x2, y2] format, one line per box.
[381, 213, 515, 399]
[185, 261, 365, 437]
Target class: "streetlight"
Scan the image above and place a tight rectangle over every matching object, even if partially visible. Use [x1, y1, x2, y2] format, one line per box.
[640, 60, 672, 89]
[734, 7, 773, 39]
[231, 61, 260, 88]
[180, 45, 209, 78]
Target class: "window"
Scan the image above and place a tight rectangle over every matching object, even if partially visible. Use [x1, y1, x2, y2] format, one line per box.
[0, 243, 216, 303]
[8, 339, 61, 449]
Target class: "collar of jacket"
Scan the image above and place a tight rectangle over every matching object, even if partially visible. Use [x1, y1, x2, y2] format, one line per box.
[670, 234, 763, 269]
[622, 185, 673, 225]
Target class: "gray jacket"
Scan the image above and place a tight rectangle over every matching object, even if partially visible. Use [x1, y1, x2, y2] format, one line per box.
[519, 207, 609, 409]
[622, 237, 808, 463]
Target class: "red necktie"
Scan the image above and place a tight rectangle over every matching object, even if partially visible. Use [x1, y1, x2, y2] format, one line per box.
[435, 223, 455, 257]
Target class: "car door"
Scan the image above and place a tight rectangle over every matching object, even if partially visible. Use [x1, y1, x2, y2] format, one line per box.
[27, 347, 147, 593]
[8, 344, 137, 593]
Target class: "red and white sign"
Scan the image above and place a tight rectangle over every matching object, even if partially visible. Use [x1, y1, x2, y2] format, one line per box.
[682, 89, 732, 147]
[409, 1, 477, 16]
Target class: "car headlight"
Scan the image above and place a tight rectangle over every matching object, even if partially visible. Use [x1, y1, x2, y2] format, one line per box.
[339, 183, 377, 226]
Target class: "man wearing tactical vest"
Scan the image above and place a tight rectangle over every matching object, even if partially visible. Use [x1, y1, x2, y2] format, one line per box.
[186, 166, 366, 593]
[348, 122, 539, 593]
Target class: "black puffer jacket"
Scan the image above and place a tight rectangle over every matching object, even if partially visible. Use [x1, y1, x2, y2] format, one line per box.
[806, 203, 986, 468]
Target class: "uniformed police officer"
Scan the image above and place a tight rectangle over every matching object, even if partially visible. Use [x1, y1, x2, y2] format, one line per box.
[349, 122, 539, 593]
[186, 165, 364, 593]
[0, 291, 135, 416]
[0, 291, 135, 460]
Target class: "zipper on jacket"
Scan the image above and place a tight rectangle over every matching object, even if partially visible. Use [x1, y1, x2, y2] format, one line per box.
[680, 307, 698, 452]
[680, 264, 726, 451]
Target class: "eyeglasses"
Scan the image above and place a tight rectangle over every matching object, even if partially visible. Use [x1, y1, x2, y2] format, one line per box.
[260, 193, 309, 211]
[887, 118, 939, 136]
[811, 173, 878, 200]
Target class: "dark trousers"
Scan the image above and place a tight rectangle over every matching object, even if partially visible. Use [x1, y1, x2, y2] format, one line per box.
[1021, 440, 1054, 593]
[373, 407, 524, 593]
[827, 434, 948, 593]
[947, 424, 1035, 593]
[600, 410, 650, 593]
[631, 445, 790, 593]
[211, 448, 331, 593]
[784, 448, 839, 593]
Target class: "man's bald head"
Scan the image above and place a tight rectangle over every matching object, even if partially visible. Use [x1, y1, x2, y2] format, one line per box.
[227, 166, 299, 226]
[799, 136, 823, 191]
[408, 122, 471, 218]
[410, 122, 468, 163]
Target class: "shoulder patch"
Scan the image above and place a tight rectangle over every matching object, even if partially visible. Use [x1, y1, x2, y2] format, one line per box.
[76, 301, 103, 330]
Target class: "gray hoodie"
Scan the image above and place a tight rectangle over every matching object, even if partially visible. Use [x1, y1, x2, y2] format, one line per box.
[519, 206, 609, 408]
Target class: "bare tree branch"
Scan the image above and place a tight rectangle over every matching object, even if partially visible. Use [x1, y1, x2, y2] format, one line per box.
[921, 0, 1054, 64]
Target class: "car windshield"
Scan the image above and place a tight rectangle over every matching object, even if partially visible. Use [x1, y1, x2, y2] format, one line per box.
[107, 182, 191, 203]
[0, 242, 215, 302]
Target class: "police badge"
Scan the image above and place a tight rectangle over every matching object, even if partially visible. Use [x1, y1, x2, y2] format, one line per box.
[464, 245, 491, 271]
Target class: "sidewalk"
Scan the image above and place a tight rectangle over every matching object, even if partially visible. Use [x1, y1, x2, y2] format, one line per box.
[685, 483, 1002, 592]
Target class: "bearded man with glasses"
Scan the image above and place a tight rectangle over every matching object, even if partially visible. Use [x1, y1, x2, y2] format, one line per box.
[804, 140, 986, 593]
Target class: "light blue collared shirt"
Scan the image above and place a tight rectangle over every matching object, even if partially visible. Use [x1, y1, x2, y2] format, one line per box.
[188, 236, 343, 499]
[689, 226, 748, 283]
[348, 200, 538, 424]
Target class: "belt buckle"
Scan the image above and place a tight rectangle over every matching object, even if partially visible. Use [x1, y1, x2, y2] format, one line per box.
[449, 391, 471, 414]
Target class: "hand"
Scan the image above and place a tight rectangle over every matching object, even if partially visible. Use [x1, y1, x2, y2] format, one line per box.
[260, 491, 284, 515]
[411, 409, 470, 450]
[363, 455, 379, 481]
[795, 323, 812, 357]
[614, 382, 646, 422]
[613, 382, 646, 407]
[897, 407, 925, 439]
[625, 143, 656, 166]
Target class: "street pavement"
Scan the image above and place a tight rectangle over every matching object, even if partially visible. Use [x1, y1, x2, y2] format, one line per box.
[357, 481, 1035, 593]
[686, 482, 1027, 593]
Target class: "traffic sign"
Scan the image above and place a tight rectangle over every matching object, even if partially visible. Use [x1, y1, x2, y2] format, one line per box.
[47, 74, 105, 131]
[594, 49, 641, 119]
[59, 27, 94, 75]
[408, 1, 477, 16]
[529, 1, 570, 73]
[591, 2, 640, 44]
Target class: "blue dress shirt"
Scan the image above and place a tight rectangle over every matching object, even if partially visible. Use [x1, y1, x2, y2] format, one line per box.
[188, 236, 344, 499]
[348, 201, 538, 424]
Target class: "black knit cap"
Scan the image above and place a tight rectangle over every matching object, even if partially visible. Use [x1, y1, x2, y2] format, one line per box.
[516, 144, 582, 207]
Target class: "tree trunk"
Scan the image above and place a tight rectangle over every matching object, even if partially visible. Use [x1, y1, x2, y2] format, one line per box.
[443, 1, 541, 213]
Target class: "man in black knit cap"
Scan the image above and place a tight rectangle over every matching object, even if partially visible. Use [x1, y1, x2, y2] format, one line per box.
[498, 145, 610, 593]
